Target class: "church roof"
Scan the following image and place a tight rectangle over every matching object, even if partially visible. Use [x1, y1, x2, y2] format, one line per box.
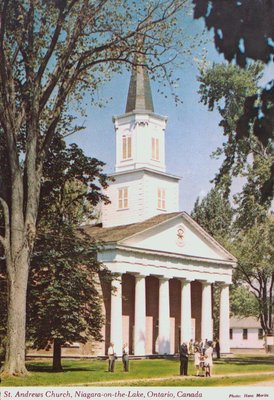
[85, 212, 181, 242]
[84, 212, 237, 262]
[125, 60, 154, 113]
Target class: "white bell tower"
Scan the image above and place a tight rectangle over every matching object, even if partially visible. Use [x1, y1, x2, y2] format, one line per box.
[102, 62, 180, 228]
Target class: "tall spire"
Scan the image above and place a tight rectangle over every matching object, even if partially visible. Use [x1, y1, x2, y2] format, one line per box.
[125, 57, 154, 113]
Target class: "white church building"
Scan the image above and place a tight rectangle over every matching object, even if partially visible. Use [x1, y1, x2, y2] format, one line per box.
[86, 63, 237, 357]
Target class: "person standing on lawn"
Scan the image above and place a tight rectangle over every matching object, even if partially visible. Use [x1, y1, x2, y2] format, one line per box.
[107, 342, 116, 372]
[179, 342, 189, 376]
[194, 346, 202, 376]
[204, 341, 213, 377]
[122, 343, 129, 372]
[214, 338, 220, 359]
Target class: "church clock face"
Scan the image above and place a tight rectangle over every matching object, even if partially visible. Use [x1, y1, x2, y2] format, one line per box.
[176, 224, 185, 247]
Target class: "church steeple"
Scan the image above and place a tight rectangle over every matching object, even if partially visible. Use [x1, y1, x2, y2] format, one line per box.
[113, 60, 168, 174]
[125, 58, 154, 113]
[102, 60, 180, 228]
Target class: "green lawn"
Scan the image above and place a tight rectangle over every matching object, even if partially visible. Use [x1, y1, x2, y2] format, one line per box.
[1, 355, 274, 387]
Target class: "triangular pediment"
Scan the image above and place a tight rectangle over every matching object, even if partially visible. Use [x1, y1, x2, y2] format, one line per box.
[120, 213, 235, 262]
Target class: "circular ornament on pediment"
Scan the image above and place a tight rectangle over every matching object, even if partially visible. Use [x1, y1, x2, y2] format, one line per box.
[176, 224, 185, 247]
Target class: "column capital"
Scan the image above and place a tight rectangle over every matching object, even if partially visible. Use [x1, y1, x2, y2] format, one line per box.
[179, 278, 192, 285]
[132, 273, 148, 279]
[200, 279, 213, 287]
[158, 276, 170, 283]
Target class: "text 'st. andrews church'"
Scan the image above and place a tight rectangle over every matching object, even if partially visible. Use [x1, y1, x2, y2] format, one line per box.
[86, 62, 236, 357]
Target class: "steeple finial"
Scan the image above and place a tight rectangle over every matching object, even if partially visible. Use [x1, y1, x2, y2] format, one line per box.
[125, 52, 154, 113]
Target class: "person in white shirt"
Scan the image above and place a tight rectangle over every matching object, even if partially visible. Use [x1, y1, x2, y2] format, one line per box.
[107, 342, 116, 372]
[204, 341, 213, 377]
[122, 343, 129, 372]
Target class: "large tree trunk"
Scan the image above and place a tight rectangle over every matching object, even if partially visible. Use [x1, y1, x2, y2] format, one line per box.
[52, 339, 63, 372]
[0, 158, 41, 376]
[2, 248, 30, 376]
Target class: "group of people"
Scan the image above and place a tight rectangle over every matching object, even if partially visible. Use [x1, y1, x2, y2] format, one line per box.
[107, 342, 129, 372]
[180, 338, 220, 377]
[108, 338, 220, 376]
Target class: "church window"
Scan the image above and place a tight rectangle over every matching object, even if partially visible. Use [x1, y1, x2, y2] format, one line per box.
[229, 329, 233, 340]
[152, 137, 159, 161]
[122, 135, 132, 160]
[242, 328, 248, 340]
[118, 187, 128, 209]
[157, 188, 166, 210]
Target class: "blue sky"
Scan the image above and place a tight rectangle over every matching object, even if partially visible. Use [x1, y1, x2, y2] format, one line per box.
[66, 13, 271, 213]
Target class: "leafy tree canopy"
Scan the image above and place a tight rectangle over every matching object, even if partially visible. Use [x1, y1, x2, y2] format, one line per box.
[198, 62, 273, 204]
[192, 0, 273, 66]
[193, 1, 274, 202]
[191, 187, 234, 242]
[230, 218, 274, 334]
[27, 134, 112, 371]
[230, 284, 259, 319]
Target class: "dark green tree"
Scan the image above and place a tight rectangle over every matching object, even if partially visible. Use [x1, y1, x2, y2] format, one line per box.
[230, 218, 274, 334]
[198, 62, 272, 198]
[28, 233, 106, 372]
[193, 0, 274, 202]
[27, 135, 112, 371]
[191, 187, 234, 242]
[230, 285, 259, 319]
[192, 0, 273, 66]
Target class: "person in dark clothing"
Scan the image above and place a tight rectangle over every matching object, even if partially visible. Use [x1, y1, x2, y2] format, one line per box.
[179, 342, 189, 376]
[214, 338, 220, 359]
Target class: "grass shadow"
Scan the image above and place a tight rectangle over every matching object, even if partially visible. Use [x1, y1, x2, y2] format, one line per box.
[27, 364, 98, 373]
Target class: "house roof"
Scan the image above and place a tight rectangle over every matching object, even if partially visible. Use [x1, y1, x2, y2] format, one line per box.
[230, 317, 262, 328]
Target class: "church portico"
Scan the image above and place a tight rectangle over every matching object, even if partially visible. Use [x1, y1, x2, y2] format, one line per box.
[105, 266, 225, 356]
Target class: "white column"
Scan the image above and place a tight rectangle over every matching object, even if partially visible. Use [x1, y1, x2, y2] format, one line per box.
[219, 284, 230, 353]
[180, 279, 192, 343]
[158, 277, 170, 354]
[110, 275, 123, 356]
[134, 274, 146, 355]
[201, 281, 213, 342]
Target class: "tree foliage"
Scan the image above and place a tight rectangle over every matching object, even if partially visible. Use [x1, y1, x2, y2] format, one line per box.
[28, 233, 105, 372]
[198, 62, 273, 205]
[230, 218, 274, 334]
[0, 0, 191, 376]
[191, 187, 234, 242]
[193, 1, 274, 202]
[192, 0, 273, 66]
[230, 284, 259, 319]
[25, 135, 112, 371]
[191, 188, 273, 334]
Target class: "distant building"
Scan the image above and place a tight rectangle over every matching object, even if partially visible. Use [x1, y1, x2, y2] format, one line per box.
[230, 317, 265, 350]
[85, 61, 237, 357]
